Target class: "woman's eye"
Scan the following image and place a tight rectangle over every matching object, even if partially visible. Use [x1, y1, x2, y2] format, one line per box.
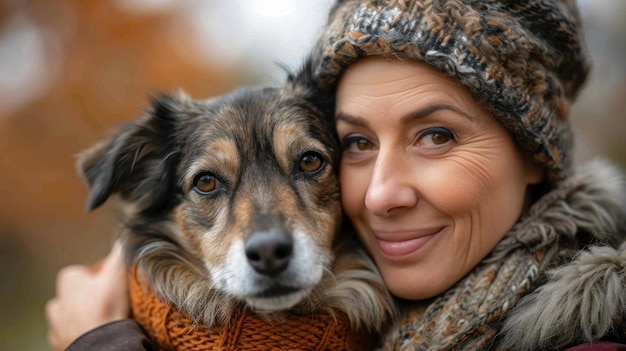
[418, 127, 455, 146]
[342, 136, 375, 152]
[299, 151, 325, 173]
[193, 172, 220, 194]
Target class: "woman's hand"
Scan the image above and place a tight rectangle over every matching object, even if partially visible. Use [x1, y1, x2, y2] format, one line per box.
[45, 241, 130, 351]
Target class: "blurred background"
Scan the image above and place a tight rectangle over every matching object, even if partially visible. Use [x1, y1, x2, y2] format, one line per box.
[0, 1, 624, 349]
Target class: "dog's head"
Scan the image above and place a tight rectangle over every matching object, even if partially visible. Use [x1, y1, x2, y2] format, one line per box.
[79, 69, 343, 319]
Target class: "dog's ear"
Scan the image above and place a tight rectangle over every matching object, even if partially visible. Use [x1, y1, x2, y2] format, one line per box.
[78, 93, 188, 213]
[285, 55, 319, 96]
[285, 55, 340, 164]
[285, 56, 335, 118]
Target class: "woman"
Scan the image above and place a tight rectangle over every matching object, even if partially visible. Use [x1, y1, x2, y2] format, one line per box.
[47, 0, 626, 350]
[310, 0, 626, 349]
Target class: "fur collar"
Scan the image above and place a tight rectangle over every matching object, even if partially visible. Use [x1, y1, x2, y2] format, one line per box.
[499, 159, 626, 350]
[491, 159, 625, 260]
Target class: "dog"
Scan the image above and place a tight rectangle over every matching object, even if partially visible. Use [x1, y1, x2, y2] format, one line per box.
[77, 63, 395, 335]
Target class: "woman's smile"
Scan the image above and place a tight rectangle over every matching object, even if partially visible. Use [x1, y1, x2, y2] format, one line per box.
[373, 227, 444, 257]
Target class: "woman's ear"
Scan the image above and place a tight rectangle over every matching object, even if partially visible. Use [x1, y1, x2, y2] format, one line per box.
[524, 156, 546, 185]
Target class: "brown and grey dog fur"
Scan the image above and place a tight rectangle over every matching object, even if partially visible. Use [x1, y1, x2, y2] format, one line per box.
[77, 64, 395, 330]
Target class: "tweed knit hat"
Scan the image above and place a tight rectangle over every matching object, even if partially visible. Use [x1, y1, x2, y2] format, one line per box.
[313, 0, 591, 181]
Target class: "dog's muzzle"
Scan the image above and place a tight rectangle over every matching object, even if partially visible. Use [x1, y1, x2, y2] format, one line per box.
[213, 228, 326, 312]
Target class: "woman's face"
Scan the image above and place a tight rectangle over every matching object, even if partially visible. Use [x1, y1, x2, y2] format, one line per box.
[336, 58, 543, 300]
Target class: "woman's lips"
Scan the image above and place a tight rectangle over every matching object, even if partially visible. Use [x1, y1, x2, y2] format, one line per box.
[374, 227, 443, 257]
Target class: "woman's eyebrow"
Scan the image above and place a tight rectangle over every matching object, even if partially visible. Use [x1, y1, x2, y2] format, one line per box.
[402, 104, 475, 124]
[335, 112, 368, 127]
[336, 104, 475, 127]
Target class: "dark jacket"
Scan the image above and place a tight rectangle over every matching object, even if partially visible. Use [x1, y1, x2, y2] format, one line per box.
[66, 320, 155, 351]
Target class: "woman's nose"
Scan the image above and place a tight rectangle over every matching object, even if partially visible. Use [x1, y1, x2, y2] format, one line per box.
[364, 151, 418, 216]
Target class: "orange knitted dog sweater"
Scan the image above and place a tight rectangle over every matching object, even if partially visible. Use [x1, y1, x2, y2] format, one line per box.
[128, 272, 372, 351]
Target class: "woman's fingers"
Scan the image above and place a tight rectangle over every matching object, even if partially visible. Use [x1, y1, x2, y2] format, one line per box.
[45, 241, 130, 350]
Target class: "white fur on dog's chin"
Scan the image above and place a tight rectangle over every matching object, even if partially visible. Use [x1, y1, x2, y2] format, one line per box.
[208, 230, 330, 311]
[246, 289, 313, 312]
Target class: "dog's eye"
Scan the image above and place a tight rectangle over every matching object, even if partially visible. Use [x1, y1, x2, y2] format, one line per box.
[193, 172, 219, 194]
[299, 151, 325, 174]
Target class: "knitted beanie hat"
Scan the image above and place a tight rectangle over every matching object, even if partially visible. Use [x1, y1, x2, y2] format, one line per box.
[312, 0, 591, 181]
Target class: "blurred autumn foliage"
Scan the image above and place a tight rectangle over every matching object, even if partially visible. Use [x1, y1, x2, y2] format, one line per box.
[0, 1, 624, 350]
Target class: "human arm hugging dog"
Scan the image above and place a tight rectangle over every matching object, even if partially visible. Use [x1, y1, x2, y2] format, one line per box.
[45, 241, 155, 351]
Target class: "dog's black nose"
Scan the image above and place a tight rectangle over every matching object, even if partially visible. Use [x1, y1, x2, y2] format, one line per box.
[245, 228, 293, 277]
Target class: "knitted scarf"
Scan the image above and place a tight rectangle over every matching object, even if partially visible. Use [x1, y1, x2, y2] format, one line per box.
[129, 270, 373, 351]
[381, 160, 626, 351]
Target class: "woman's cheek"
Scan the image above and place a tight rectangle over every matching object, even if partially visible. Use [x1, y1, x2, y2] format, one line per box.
[339, 164, 367, 219]
[418, 160, 488, 216]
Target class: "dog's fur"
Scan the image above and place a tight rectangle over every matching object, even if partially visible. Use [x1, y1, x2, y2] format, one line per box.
[78, 65, 395, 330]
